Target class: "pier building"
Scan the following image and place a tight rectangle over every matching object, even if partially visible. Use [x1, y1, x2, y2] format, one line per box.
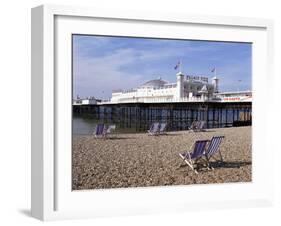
[73, 72, 252, 110]
[110, 72, 217, 103]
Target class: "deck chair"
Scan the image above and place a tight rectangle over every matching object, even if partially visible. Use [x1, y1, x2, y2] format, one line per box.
[189, 121, 199, 131]
[106, 124, 116, 134]
[189, 121, 206, 132]
[197, 121, 206, 132]
[159, 123, 167, 135]
[105, 124, 116, 138]
[94, 123, 106, 138]
[179, 139, 209, 173]
[204, 136, 224, 168]
[148, 122, 160, 135]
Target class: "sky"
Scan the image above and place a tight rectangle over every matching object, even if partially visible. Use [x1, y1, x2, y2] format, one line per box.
[73, 35, 252, 100]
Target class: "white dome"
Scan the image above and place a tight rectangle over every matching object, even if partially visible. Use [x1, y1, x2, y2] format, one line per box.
[140, 78, 168, 88]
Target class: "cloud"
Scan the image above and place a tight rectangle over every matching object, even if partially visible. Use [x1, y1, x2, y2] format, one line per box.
[73, 35, 252, 99]
[73, 48, 144, 99]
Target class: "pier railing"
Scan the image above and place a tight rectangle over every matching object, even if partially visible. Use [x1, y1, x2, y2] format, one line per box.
[102, 96, 210, 104]
[101, 96, 252, 105]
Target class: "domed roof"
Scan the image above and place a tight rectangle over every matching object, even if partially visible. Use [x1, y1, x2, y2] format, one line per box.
[140, 78, 168, 88]
[199, 85, 208, 93]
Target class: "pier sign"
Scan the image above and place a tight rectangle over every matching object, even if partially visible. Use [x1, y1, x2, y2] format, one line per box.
[223, 97, 241, 101]
[223, 96, 252, 102]
[186, 75, 208, 82]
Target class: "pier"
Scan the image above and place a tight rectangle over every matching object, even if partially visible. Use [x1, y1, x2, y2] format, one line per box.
[73, 102, 252, 133]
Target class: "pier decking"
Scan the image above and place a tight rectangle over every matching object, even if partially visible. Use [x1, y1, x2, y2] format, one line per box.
[73, 101, 251, 132]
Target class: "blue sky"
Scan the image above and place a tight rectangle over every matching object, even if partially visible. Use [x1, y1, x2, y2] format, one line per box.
[73, 35, 252, 100]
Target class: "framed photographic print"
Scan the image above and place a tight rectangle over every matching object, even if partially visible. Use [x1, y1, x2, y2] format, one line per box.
[31, 4, 274, 221]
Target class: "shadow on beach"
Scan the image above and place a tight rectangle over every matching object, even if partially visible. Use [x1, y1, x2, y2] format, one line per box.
[178, 160, 252, 174]
[152, 129, 218, 136]
[106, 137, 135, 140]
[209, 161, 252, 169]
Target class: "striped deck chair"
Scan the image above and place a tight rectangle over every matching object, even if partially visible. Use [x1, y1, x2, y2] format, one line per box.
[189, 121, 205, 132]
[179, 140, 209, 173]
[193, 121, 206, 132]
[94, 123, 106, 138]
[204, 136, 225, 168]
[105, 124, 116, 138]
[189, 121, 199, 131]
[148, 122, 160, 135]
[159, 123, 167, 135]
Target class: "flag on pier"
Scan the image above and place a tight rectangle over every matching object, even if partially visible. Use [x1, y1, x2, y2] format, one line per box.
[211, 67, 216, 73]
[174, 61, 180, 70]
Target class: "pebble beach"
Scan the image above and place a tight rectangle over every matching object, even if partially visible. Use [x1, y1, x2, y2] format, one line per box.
[72, 126, 252, 190]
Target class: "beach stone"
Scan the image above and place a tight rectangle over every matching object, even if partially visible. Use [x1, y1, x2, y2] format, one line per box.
[72, 126, 252, 190]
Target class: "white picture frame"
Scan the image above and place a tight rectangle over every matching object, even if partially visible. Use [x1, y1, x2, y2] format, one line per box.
[31, 4, 274, 221]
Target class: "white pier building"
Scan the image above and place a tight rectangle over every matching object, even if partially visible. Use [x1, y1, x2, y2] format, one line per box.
[73, 72, 252, 105]
[110, 72, 219, 103]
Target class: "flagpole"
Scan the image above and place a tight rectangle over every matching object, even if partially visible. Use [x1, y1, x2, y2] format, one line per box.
[179, 59, 182, 73]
